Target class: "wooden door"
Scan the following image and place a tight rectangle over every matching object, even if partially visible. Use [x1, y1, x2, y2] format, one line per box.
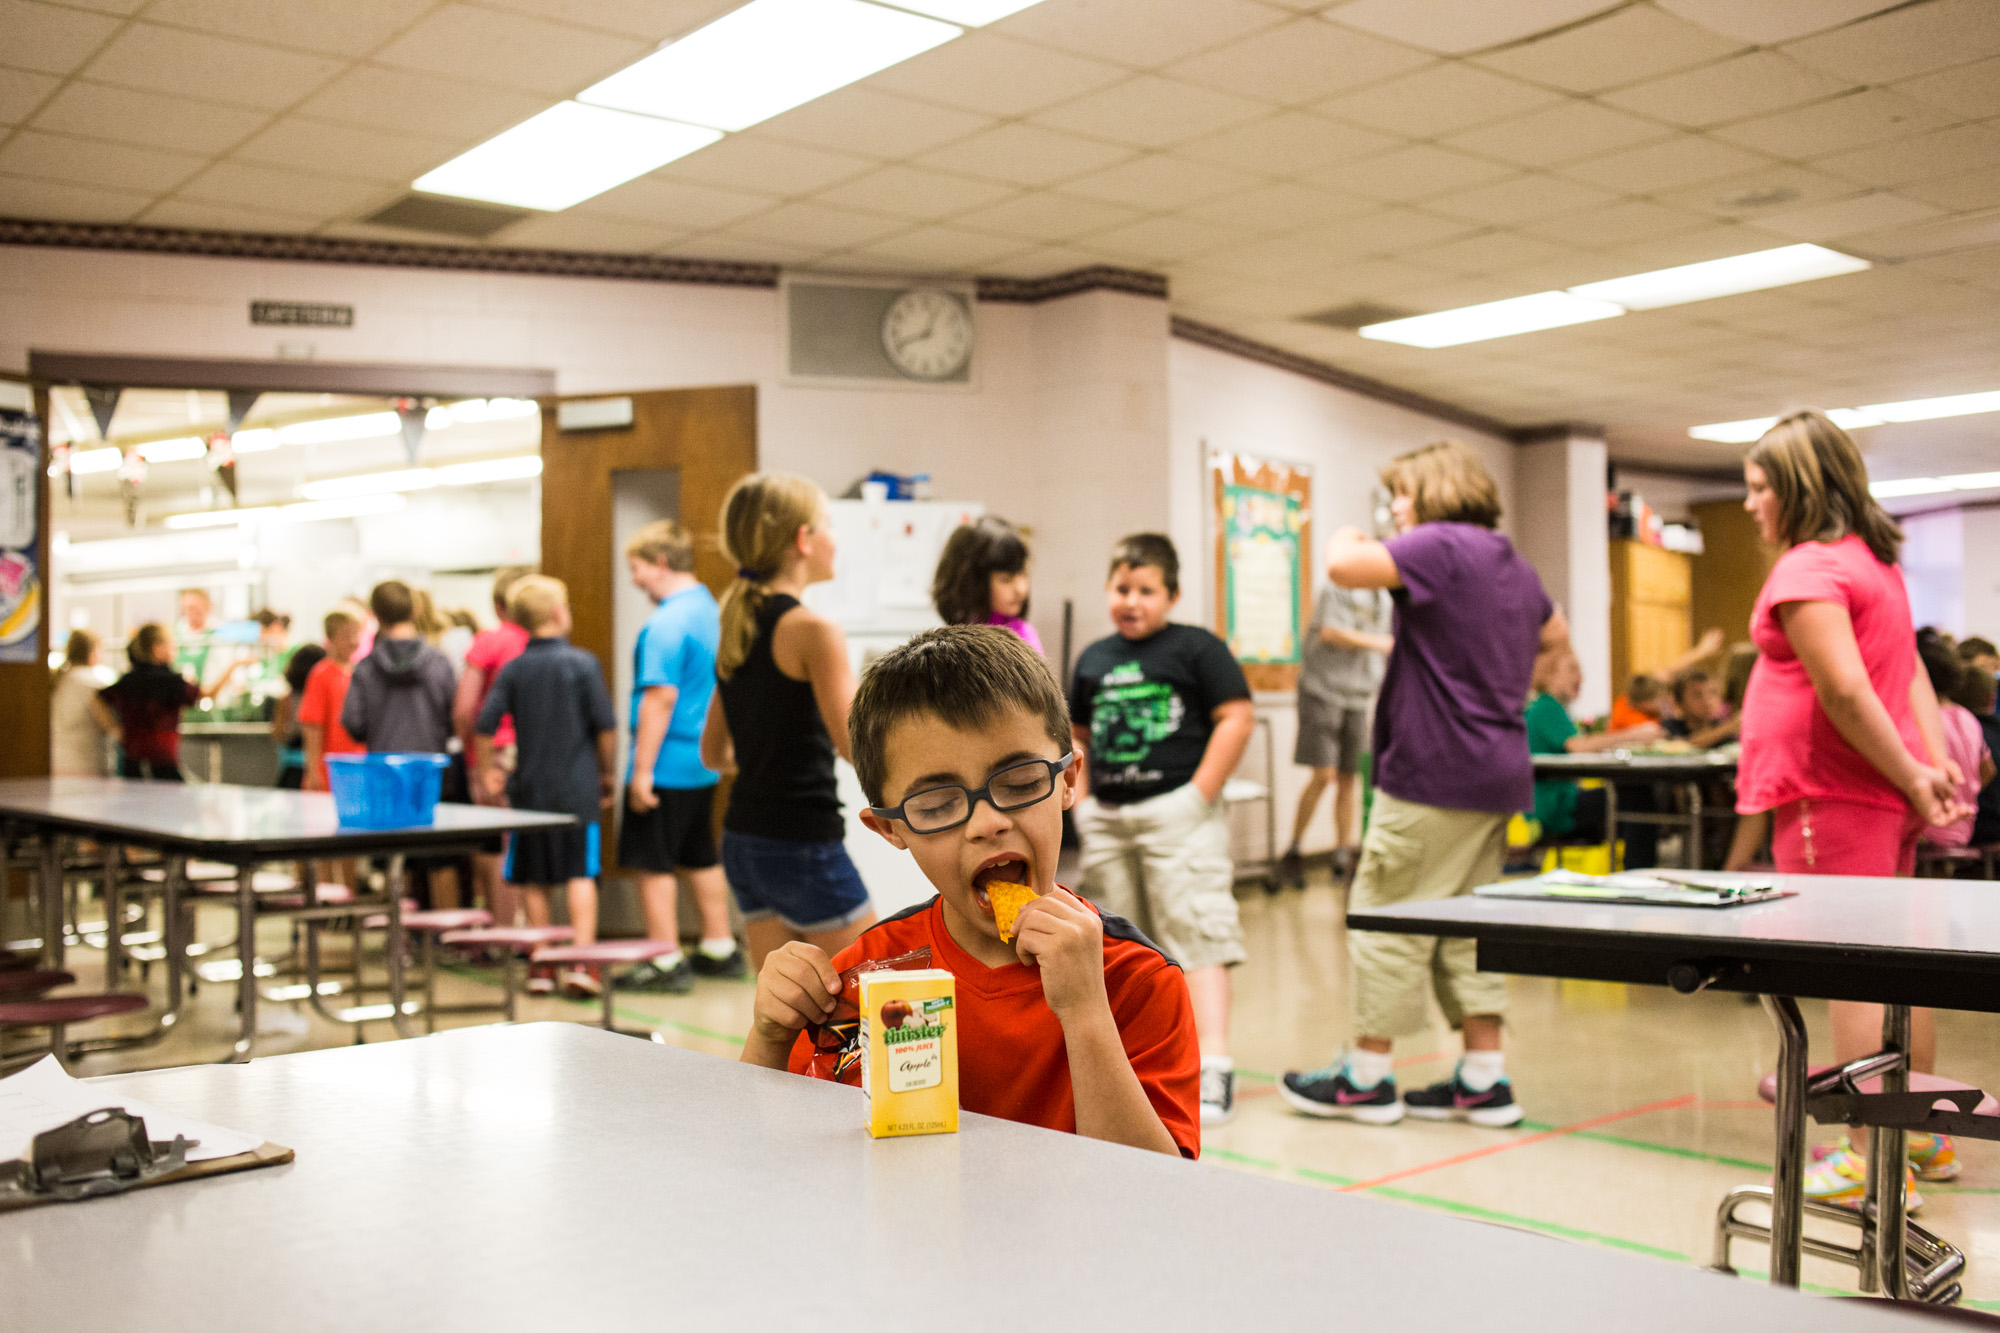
[1690, 499, 1778, 651]
[1609, 540, 1692, 690]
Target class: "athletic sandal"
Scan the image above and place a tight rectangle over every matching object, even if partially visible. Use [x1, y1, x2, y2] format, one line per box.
[1278, 1058, 1404, 1125]
[1803, 1145, 1923, 1213]
[1401, 1065, 1526, 1128]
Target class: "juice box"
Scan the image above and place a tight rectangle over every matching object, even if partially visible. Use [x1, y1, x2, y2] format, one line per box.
[859, 969, 958, 1138]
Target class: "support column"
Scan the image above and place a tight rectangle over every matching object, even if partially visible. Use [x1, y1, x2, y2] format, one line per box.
[1513, 425, 1610, 718]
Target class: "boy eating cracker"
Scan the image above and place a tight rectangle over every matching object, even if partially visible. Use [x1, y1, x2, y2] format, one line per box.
[740, 625, 1200, 1158]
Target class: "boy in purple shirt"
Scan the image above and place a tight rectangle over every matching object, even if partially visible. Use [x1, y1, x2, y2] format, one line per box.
[1280, 441, 1564, 1128]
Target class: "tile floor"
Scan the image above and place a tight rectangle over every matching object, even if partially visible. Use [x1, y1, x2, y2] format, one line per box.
[36, 867, 2000, 1311]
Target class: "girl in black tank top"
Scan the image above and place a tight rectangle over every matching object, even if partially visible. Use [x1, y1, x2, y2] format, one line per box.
[717, 594, 842, 840]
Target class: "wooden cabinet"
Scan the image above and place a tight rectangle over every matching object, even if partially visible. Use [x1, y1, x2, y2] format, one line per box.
[1610, 539, 1691, 693]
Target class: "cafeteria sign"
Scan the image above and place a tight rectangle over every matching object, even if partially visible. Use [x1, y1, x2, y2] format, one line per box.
[251, 301, 354, 328]
[0, 406, 42, 664]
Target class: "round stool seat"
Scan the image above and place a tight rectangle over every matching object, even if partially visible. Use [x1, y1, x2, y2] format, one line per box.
[0, 993, 149, 1025]
[0, 970, 75, 998]
[439, 926, 574, 951]
[532, 940, 679, 966]
[403, 909, 494, 932]
[1759, 1067, 1999, 1116]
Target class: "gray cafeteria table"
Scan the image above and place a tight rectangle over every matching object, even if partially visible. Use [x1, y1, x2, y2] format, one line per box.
[4, 1023, 1934, 1333]
[1531, 750, 1738, 866]
[1348, 876, 2000, 1299]
[0, 777, 573, 1059]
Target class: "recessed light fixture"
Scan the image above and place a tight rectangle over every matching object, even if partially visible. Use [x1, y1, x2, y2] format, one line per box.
[276, 412, 403, 447]
[230, 429, 279, 453]
[135, 436, 209, 464]
[163, 494, 408, 530]
[1691, 390, 2000, 444]
[298, 455, 543, 502]
[579, 0, 960, 134]
[1363, 244, 1870, 348]
[66, 446, 123, 475]
[1866, 472, 2000, 499]
[415, 102, 722, 211]
[880, 0, 1044, 21]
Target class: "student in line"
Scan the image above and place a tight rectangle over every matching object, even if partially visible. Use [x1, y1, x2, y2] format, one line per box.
[342, 581, 456, 756]
[102, 622, 245, 781]
[931, 515, 1042, 653]
[742, 625, 1200, 1158]
[1916, 627, 1988, 851]
[704, 472, 876, 972]
[456, 566, 535, 926]
[272, 630, 326, 790]
[1282, 441, 1560, 1128]
[620, 520, 741, 993]
[297, 611, 365, 792]
[50, 629, 115, 777]
[476, 576, 618, 998]
[1956, 666, 2000, 846]
[1281, 580, 1391, 887]
[1070, 534, 1253, 1126]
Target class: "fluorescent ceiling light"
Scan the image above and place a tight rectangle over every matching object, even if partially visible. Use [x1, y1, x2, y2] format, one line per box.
[136, 436, 207, 464]
[416, 102, 720, 211]
[299, 455, 542, 502]
[231, 428, 279, 453]
[1570, 245, 1868, 311]
[278, 412, 401, 447]
[1868, 477, 1955, 498]
[1825, 408, 1884, 430]
[447, 398, 539, 423]
[1854, 390, 2000, 423]
[280, 495, 407, 524]
[1950, 471, 2000, 490]
[579, 0, 960, 133]
[1688, 417, 1779, 444]
[1360, 291, 1623, 349]
[67, 446, 122, 475]
[882, 0, 1044, 22]
[436, 455, 543, 485]
[165, 507, 279, 530]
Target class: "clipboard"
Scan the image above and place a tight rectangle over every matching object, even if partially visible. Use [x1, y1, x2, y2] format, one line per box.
[0, 1111, 292, 1212]
[1476, 869, 1794, 909]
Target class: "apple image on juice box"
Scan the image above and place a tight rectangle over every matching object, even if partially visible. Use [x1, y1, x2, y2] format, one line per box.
[859, 969, 959, 1138]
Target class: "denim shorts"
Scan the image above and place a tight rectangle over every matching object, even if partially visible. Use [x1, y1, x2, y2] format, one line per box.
[720, 830, 873, 934]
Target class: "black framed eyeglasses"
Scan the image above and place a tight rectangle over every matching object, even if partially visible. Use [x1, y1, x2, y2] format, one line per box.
[869, 754, 1074, 834]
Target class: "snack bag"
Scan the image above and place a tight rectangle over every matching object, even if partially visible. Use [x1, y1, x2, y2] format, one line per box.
[804, 947, 933, 1083]
[989, 880, 1038, 943]
[859, 969, 958, 1138]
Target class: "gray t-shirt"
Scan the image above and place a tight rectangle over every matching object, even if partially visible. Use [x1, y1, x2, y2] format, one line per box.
[1299, 586, 1390, 706]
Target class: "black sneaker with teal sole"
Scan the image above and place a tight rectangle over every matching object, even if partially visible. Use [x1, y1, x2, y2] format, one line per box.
[1402, 1069, 1525, 1127]
[1278, 1060, 1404, 1124]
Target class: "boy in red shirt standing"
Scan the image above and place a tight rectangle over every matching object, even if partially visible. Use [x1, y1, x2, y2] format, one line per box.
[741, 625, 1199, 1158]
[297, 610, 366, 791]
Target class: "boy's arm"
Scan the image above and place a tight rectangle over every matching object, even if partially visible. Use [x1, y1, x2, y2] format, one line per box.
[340, 668, 369, 743]
[595, 729, 618, 809]
[1190, 699, 1255, 804]
[743, 942, 842, 1070]
[629, 685, 677, 811]
[1011, 889, 1180, 1157]
[452, 664, 487, 760]
[700, 693, 734, 775]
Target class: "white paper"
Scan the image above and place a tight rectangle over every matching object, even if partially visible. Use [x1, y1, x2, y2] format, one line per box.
[0, 1056, 262, 1164]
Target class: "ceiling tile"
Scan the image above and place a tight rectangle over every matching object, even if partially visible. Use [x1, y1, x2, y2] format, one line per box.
[577, 175, 777, 229]
[1597, 221, 1777, 269]
[1655, 162, 1871, 220]
[1561, 136, 1771, 194]
[1474, 6, 1746, 94]
[1080, 214, 1241, 262]
[1403, 227, 1578, 275]
[754, 88, 994, 161]
[1165, 17, 1435, 105]
[1439, 100, 1673, 168]
[476, 0, 739, 42]
[843, 226, 1029, 271]
[0, 172, 153, 221]
[667, 233, 832, 265]
[812, 165, 1018, 221]
[663, 135, 878, 195]
[298, 67, 549, 141]
[0, 0, 121, 77]
[1424, 172, 1618, 224]
[1181, 181, 1376, 231]
[1060, 153, 1264, 210]
[1783, 0, 2000, 84]
[46, 0, 146, 13]
[0, 129, 207, 193]
[1188, 233, 1367, 279]
[991, 0, 1287, 70]
[0, 70, 61, 126]
[491, 211, 684, 253]
[1290, 205, 1479, 258]
[30, 81, 269, 154]
[973, 244, 1101, 278]
[81, 22, 346, 111]
[1031, 75, 1271, 150]
[1520, 198, 1714, 246]
[863, 32, 1127, 119]
[729, 201, 913, 249]
[139, 197, 333, 230]
[1598, 51, 1855, 130]
[140, 0, 433, 57]
[1747, 189, 1943, 241]
[1652, 0, 1902, 45]
[1816, 123, 2000, 189]
[1710, 89, 1957, 160]
[1173, 111, 1400, 175]
[372, 4, 647, 97]
[1324, 0, 1621, 56]
[912, 122, 1133, 188]
[1306, 143, 1519, 201]
[1312, 63, 1558, 139]
[951, 190, 1141, 243]
[232, 117, 461, 185]
[1893, 55, 2000, 121]
[177, 159, 393, 219]
[1896, 165, 2000, 213]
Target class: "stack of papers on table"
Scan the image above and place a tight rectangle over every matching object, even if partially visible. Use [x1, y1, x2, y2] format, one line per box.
[1476, 869, 1793, 908]
[0, 1056, 263, 1165]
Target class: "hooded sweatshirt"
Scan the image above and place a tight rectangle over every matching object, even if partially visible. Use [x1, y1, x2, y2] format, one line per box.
[340, 634, 456, 754]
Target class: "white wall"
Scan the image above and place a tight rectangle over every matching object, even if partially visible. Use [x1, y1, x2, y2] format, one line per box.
[1962, 507, 2000, 641]
[1903, 507, 1966, 634]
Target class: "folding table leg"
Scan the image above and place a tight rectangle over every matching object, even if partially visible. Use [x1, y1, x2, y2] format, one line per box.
[385, 853, 413, 1039]
[1763, 994, 1807, 1287]
[230, 865, 257, 1063]
[39, 833, 62, 969]
[1873, 1004, 1913, 1299]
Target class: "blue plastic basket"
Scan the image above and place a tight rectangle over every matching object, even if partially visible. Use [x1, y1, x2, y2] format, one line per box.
[324, 753, 450, 829]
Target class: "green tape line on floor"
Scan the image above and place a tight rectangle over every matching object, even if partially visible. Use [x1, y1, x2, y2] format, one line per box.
[1516, 1118, 1772, 1174]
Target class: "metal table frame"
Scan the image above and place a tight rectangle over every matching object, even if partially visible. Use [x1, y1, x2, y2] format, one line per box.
[1531, 752, 1738, 868]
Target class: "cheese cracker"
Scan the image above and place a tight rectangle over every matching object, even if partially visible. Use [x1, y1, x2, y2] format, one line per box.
[990, 880, 1039, 942]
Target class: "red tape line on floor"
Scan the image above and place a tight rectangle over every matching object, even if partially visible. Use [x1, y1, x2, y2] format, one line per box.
[1339, 1093, 1699, 1193]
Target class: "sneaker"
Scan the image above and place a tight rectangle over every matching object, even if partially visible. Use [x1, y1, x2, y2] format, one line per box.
[689, 947, 746, 979]
[1200, 1064, 1236, 1125]
[1402, 1066, 1526, 1127]
[1278, 1058, 1404, 1125]
[525, 967, 556, 996]
[562, 969, 601, 999]
[1803, 1145, 1923, 1213]
[1907, 1132, 1959, 1182]
[1279, 849, 1305, 890]
[637, 956, 695, 995]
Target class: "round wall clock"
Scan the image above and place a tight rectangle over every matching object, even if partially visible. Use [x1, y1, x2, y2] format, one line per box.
[880, 287, 973, 381]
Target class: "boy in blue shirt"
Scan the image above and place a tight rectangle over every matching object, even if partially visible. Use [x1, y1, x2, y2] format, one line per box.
[618, 521, 741, 991]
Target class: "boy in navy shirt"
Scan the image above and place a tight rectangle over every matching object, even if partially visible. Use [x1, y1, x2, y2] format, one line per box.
[476, 575, 617, 997]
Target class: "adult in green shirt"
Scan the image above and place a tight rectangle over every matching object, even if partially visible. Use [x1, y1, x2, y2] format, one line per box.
[1526, 645, 1663, 839]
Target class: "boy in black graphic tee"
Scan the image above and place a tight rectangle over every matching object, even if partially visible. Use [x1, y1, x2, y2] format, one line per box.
[1069, 534, 1253, 1129]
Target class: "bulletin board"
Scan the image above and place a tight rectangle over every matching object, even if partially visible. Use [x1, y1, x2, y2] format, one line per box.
[1211, 451, 1311, 692]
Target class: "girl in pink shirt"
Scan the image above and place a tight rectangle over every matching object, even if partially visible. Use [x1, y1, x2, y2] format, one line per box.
[1733, 410, 1973, 1204]
[931, 516, 1044, 655]
[1916, 628, 1991, 849]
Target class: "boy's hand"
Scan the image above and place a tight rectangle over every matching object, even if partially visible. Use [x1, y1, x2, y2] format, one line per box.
[627, 774, 659, 813]
[599, 773, 617, 810]
[749, 942, 842, 1048]
[1012, 888, 1109, 1024]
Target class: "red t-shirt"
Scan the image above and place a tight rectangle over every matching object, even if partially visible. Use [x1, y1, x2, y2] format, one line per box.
[297, 658, 363, 789]
[787, 894, 1201, 1158]
[465, 622, 530, 747]
[1739, 534, 1922, 814]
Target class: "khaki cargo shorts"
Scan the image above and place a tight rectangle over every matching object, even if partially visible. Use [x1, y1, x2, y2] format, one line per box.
[1075, 783, 1245, 972]
[1348, 787, 1510, 1039]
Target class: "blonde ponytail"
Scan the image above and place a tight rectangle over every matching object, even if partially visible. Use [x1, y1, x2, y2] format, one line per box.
[716, 471, 830, 680]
